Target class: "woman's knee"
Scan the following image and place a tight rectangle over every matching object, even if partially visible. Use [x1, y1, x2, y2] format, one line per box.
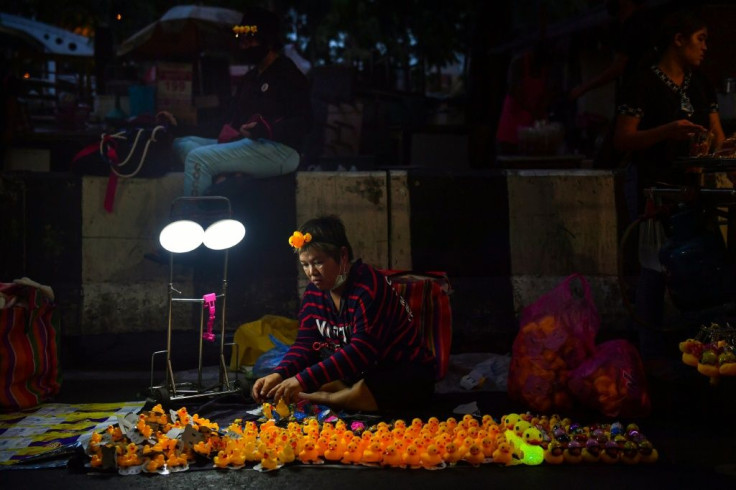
[343, 380, 378, 412]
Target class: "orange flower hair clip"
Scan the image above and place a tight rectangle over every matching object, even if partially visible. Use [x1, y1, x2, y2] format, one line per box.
[288, 231, 312, 249]
[233, 25, 258, 36]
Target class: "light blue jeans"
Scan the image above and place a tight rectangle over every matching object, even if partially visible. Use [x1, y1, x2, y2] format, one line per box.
[172, 136, 300, 196]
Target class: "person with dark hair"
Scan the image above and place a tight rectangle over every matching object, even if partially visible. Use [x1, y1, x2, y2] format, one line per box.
[161, 7, 312, 196]
[495, 41, 557, 155]
[251, 215, 436, 413]
[614, 9, 724, 189]
[613, 9, 725, 374]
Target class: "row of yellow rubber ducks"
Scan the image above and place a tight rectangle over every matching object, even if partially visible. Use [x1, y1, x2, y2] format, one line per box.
[86, 404, 658, 474]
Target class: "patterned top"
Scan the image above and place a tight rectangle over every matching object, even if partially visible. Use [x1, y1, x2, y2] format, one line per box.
[617, 64, 719, 186]
[274, 260, 435, 391]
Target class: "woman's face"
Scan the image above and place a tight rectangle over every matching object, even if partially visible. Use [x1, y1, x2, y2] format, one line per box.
[299, 248, 342, 291]
[677, 27, 708, 67]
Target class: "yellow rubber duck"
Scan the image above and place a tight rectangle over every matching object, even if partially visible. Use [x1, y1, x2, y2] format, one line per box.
[443, 441, 464, 466]
[278, 443, 296, 465]
[323, 438, 344, 463]
[620, 442, 641, 465]
[341, 441, 363, 464]
[638, 440, 659, 463]
[213, 450, 230, 469]
[461, 442, 483, 466]
[361, 439, 384, 464]
[402, 443, 422, 468]
[563, 440, 583, 464]
[581, 440, 601, 464]
[492, 441, 513, 465]
[381, 444, 405, 468]
[600, 440, 620, 464]
[275, 398, 291, 419]
[420, 443, 443, 468]
[259, 450, 281, 471]
[298, 438, 322, 464]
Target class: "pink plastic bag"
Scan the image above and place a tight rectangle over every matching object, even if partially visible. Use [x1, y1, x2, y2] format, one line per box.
[568, 339, 651, 418]
[508, 274, 599, 412]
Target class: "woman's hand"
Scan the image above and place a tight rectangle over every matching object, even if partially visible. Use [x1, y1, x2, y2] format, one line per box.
[239, 121, 258, 138]
[269, 376, 304, 405]
[251, 373, 282, 403]
[664, 119, 707, 141]
[615, 115, 708, 152]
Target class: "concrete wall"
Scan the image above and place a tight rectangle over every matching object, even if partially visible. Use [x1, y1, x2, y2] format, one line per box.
[73, 168, 629, 349]
[507, 169, 629, 331]
[80, 174, 189, 335]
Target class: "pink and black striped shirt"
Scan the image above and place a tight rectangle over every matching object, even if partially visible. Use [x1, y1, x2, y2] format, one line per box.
[274, 260, 435, 391]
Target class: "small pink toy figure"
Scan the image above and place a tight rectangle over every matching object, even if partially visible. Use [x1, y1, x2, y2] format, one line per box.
[202, 293, 216, 342]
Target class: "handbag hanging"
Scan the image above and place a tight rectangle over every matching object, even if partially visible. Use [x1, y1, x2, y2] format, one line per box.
[71, 125, 170, 212]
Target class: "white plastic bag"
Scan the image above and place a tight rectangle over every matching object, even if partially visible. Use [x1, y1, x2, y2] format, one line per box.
[638, 217, 666, 272]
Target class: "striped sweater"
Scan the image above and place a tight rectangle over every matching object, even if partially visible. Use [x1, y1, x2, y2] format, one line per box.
[274, 260, 435, 391]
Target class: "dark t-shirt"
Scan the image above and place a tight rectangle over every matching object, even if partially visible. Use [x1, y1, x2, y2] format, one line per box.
[617, 65, 718, 186]
[228, 55, 312, 151]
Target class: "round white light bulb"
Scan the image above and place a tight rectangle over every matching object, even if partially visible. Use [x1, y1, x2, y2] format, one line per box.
[159, 220, 205, 253]
[203, 219, 246, 250]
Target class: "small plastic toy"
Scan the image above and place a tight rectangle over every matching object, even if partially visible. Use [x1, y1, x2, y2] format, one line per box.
[381, 444, 405, 468]
[464, 443, 486, 467]
[420, 443, 444, 469]
[492, 441, 513, 465]
[202, 293, 216, 342]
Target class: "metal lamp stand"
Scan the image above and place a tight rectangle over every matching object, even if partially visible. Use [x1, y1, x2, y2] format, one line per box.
[148, 198, 243, 406]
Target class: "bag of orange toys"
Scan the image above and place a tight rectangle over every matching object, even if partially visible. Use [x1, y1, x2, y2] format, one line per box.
[508, 274, 599, 413]
[568, 339, 651, 418]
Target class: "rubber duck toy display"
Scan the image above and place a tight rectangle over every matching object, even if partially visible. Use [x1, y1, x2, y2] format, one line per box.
[638, 440, 659, 463]
[323, 438, 344, 463]
[420, 443, 444, 469]
[258, 450, 281, 471]
[492, 441, 514, 465]
[600, 440, 620, 464]
[581, 439, 601, 464]
[442, 441, 464, 466]
[298, 438, 322, 464]
[563, 440, 583, 464]
[277, 442, 296, 465]
[543, 441, 565, 465]
[341, 441, 363, 465]
[361, 439, 384, 465]
[464, 442, 486, 467]
[620, 441, 641, 465]
[381, 444, 405, 468]
[403, 443, 423, 468]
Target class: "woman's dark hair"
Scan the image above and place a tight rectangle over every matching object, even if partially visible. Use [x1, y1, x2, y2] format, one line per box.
[298, 215, 354, 262]
[653, 9, 707, 53]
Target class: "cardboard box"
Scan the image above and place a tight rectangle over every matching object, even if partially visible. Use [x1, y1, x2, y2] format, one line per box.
[156, 62, 196, 125]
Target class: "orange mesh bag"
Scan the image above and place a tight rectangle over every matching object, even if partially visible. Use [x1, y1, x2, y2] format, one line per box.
[507, 274, 599, 413]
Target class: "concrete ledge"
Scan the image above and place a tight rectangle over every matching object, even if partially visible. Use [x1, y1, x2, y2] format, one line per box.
[73, 168, 629, 346]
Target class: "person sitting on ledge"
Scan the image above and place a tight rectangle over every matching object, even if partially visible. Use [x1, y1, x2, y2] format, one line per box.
[159, 6, 312, 196]
[251, 215, 436, 413]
